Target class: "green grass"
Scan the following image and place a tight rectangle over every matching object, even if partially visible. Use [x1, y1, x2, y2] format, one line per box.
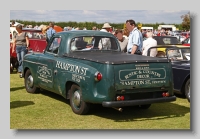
[10, 71, 190, 129]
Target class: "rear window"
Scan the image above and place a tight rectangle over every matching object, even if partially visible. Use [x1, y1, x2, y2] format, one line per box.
[162, 37, 179, 45]
[70, 36, 119, 51]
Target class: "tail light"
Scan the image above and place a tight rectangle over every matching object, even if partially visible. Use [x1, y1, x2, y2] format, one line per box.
[116, 96, 125, 101]
[95, 72, 102, 81]
[162, 92, 169, 97]
[10, 33, 12, 39]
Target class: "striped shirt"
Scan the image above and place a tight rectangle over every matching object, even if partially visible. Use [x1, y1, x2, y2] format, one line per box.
[127, 27, 143, 53]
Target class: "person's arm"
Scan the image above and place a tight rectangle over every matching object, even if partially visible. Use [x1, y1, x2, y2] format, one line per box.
[26, 36, 29, 48]
[44, 26, 50, 31]
[131, 45, 137, 54]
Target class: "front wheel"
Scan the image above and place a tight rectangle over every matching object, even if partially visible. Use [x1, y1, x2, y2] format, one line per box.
[24, 69, 39, 93]
[70, 84, 90, 115]
[185, 79, 190, 103]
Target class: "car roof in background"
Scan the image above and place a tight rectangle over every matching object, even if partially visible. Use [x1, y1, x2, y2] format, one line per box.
[22, 28, 42, 32]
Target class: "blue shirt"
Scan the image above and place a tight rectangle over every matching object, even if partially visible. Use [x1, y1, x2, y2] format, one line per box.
[46, 27, 56, 40]
[127, 27, 143, 53]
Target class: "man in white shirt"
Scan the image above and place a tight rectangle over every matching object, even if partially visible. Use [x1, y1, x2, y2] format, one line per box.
[142, 30, 157, 57]
[98, 23, 112, 50]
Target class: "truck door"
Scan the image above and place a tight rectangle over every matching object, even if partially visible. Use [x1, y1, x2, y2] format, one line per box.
[37, 36, 60, 91]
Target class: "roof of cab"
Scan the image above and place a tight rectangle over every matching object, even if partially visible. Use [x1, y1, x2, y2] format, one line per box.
[56, 30, 115, 38]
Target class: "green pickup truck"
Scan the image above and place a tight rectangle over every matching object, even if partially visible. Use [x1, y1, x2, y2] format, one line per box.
[22, 30, 176, 115]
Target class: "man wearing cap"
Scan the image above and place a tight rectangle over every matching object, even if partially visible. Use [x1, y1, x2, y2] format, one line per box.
[63, 27, 69, 31]
[98, 23, 112, 50]
[126, 19, 143, 55]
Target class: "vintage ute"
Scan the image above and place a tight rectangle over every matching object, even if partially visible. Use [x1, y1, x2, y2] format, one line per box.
[22, 30, 176, 115]
[147, 46, 190, 102]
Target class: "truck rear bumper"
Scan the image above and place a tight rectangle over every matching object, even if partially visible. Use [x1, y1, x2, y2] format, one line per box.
[102, 96, 176, 107]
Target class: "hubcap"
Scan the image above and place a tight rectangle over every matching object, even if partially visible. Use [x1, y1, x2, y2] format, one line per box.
[27, 75, 34, 88]
[73, 90, 81, 108]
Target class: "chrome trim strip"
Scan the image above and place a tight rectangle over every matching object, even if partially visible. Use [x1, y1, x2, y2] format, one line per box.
[24, 60, 47, 66]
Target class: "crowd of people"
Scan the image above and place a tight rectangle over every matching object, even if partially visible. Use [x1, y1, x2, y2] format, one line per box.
[10, 20, 190, 75]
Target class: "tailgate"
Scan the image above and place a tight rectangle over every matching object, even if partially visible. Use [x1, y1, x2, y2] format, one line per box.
[114, 63, 171, 90]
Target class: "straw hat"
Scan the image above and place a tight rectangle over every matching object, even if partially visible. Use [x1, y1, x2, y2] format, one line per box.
[102, 23, 112, 29]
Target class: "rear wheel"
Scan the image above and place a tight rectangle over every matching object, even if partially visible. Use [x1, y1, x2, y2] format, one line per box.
[138, 104, 151, 109]
[70, 84, 90, 115]
[24, 69, 39, 93]
[185, 79, 190, 103]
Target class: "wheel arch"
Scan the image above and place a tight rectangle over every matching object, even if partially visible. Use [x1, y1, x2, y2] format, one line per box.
[23, 67, 30, 78]
[65, 81, 79, 100]
[181, 74, 190, 94]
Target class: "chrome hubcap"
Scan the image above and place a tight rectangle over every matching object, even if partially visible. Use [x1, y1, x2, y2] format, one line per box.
[27, 75, 34, 88]
[73, 90, 81, 107]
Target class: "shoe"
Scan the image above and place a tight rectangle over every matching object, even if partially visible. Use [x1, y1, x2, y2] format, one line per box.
[19, 73, 23, 78]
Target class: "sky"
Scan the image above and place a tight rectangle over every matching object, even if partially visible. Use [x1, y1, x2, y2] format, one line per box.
[10, 10, 189, 24]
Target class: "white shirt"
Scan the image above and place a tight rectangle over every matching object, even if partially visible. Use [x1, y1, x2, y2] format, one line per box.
[118, 37, 128, 52]
[98, 29, 111, 50]
[142, 37, 157, 57]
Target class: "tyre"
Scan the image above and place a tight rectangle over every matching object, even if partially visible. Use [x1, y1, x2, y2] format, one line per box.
[24, 69, 39, 93]
[138, 104, 151, 109]
[185, 79, 190, 103]
[70, 84, 90, 115]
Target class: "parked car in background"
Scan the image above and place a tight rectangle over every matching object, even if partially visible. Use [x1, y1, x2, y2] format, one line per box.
[10, 27, 47, 72]
[147, 46, 190, 102]
[171, 30, 182, 36]
[152, 36, 189, 57]
[182, 37, 190, 46]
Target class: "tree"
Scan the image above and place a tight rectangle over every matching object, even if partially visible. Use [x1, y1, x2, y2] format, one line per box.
[181, 12, 190, 31]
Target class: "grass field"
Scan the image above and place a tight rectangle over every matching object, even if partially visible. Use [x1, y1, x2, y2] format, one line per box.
[10, 71, 190, 129]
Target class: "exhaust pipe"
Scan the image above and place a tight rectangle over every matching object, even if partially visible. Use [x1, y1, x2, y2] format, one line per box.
[113, 107, 123, 112]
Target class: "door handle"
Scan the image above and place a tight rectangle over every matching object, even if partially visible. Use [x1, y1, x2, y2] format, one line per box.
[54, 70, 57, 75]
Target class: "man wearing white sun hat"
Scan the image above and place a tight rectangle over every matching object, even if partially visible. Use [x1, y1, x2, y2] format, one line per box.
[98, 23, 112, 50]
